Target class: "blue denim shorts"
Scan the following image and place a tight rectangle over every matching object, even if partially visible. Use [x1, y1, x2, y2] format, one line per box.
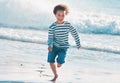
[47, 45, 67, 64]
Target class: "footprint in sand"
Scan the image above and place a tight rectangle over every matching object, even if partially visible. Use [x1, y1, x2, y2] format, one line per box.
[42, 74, 52, 77]
[36, 63, 52, 77]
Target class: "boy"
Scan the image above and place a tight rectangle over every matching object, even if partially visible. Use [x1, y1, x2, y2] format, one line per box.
[47, 4, 81, 81]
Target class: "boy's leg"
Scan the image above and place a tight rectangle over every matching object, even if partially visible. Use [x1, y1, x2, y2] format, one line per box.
[57, 48, 67, 68]
[50, 63, 58, 81]
[47, 46, 58, 81]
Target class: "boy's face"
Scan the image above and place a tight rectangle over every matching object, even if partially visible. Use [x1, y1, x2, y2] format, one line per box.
[55, 10, 65, 21]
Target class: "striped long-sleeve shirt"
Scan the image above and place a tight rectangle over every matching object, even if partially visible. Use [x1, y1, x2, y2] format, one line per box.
[48, 21, 80, 48]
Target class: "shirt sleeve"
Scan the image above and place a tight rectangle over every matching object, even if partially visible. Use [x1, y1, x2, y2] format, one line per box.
[69, 24, 81, 47]
[48, 25, 54, 48]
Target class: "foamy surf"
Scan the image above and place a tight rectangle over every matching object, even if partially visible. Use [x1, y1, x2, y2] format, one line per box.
[0, 0, 120, 35]
[0, 27, 120, 54]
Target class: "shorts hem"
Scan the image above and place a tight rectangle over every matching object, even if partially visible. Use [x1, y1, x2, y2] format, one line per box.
[47, 61, 55, 63]
[57, 61, 65, 64]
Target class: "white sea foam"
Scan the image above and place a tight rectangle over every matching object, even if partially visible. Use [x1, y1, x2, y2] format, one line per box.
[0, 0, 120, 35]
[0, 28, 120, 55]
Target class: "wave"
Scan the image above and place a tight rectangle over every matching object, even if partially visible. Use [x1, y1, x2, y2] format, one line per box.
[0, 28, 120, 55]
[0, 0, 120, 35]
[0, 13, 120, 36]
[0, 28, 47, 44]
[68, 12, 120, 35]
[81, 46, 120, 55]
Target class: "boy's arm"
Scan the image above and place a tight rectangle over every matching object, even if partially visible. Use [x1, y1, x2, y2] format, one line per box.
[48, 26, 54, 49]
[70, 25, 81, 48]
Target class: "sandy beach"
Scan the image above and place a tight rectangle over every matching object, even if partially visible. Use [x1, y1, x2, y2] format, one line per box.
[0, 38, 120, 83]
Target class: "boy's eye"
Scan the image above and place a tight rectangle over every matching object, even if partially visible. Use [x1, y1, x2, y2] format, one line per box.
[58, 14, 64, 17]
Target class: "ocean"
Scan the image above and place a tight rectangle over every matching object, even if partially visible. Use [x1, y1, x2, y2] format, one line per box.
[0, 0, 120, 83]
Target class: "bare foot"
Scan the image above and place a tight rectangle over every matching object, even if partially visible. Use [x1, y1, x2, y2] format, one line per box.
[50, 74, 58, 82]
[57, 64, 62, 68]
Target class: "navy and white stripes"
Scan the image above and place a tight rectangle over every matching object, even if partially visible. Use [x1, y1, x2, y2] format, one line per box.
[48, 21, 80, 48]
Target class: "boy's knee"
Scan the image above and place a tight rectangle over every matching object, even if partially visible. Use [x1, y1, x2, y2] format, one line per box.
[57, 63, 62, 68]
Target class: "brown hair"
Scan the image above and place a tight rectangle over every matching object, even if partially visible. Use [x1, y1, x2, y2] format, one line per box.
[53, 4, 69, 15]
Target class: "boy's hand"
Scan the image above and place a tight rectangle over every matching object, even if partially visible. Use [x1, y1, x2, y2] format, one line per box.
[48, 47, 52, 52]
[77, 45, 81, 49]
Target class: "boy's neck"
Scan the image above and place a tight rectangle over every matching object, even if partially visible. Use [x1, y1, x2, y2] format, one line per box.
[56, 20, 64, 24]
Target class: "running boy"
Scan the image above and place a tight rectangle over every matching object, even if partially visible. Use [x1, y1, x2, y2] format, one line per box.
[47, 4, 81, 81]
